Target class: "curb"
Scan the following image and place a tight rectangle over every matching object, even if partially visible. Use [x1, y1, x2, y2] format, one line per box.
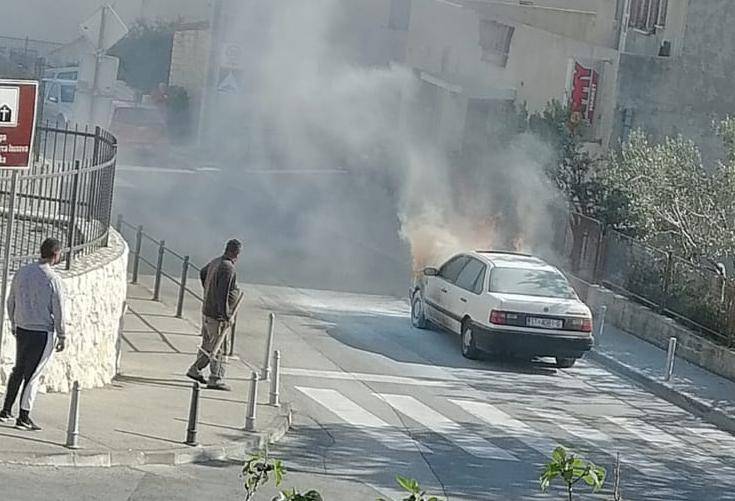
[588, 349, 735, 435]
[0, 403, 292, 468]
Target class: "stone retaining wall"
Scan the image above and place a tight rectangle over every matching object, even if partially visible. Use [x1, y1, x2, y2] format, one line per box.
[0, 229, 128, 393]
[571, 277, 735, 382]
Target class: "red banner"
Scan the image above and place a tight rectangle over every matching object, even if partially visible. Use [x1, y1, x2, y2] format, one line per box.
[569, 62, 599, 125]
[0, 80, 38, 169]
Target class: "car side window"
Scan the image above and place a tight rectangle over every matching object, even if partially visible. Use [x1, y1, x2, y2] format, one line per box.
[455, 258, 485, 294]
[472, 265, 486, 294]
[439, 256, 469, 283]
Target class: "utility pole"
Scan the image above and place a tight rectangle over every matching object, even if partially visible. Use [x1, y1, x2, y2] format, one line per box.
[197, 0, 224, 146]
[89, 5, 108, 126]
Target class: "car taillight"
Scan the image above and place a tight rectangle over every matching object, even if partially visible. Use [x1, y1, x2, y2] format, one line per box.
[490, 310, 506, 325]
[567, 317, 593, 332]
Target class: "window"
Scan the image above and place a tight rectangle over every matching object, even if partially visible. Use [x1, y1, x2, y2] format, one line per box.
[479, 20, 514, 67]
[57, 71, 78, 81]
[439, 256, 469, 283]
[46, 83, 59, 102]
[489, 268, 576, 299]
[60, 85, 75, 103]
[455, 259, 486, 294]
[388, 0, 411, 31]
[629, 0, 668, 32]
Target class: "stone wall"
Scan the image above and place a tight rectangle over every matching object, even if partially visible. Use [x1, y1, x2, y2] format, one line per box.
[0, 229, 128, 393]
[571, 277, 735, 382]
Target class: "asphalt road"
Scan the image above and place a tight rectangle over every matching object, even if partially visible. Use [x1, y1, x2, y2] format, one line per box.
[3, 283, 735, 500]
[4, 163, 729, 500]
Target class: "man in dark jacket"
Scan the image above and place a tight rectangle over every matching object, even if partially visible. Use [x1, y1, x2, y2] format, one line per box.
[186, 239, 242, 390]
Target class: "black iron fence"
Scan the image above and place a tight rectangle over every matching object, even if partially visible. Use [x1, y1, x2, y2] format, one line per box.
[552, 210, 735, 348]
[115, 216, 239, 356]
[0, 124, 117, 272]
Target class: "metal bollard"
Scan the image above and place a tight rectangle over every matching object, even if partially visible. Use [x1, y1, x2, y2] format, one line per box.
[131, 225, 143, 284]
[595, 305, 607, 344]
[261, 313, 276, 380]
[184, 382, 201, 446]
[664, 337, 677, 382]
[245, 371, 259, 432]
[176, 256, 190, 318]
[152, 240, 166, 301]
[269, 350, 281, 407]
[65, 381, 81, 449]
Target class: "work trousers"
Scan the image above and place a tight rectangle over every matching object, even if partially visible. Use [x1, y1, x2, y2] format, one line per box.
[190, 315, 228, 383]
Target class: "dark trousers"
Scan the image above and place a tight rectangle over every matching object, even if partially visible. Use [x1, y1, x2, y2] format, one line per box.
[3, 328, 53, 414]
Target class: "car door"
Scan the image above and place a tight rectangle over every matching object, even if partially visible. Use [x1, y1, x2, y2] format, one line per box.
[448, 257, 487, 334]
[424, 255, 468, 329]
[45, 82, 60, 122]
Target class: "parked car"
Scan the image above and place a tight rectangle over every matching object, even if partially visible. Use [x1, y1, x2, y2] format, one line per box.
[410, 251, 593, 367]
[41, 78, 77, 126]
[109, 104, 168, 159]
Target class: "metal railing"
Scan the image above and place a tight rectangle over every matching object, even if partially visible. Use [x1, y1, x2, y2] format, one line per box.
[115, 216, 238, 356]
[552, 209, 735, 348]
[0, 123, 117, 272]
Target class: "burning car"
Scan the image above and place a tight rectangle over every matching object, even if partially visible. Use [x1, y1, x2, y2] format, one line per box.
[410, 251, 593, 367]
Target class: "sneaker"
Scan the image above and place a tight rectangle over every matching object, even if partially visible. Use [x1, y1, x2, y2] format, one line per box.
[0, 410, 13, 423]
[15, 416, 42, 431]
[206, 382, 231, 391]
[186, 368, 207, 385]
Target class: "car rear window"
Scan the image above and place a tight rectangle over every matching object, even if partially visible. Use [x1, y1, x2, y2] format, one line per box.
[489, 267, 576, 299]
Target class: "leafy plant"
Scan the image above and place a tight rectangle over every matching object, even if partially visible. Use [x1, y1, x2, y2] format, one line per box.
[378, 475, 442, 501]
[540, 446, 606, 501]
[275, 489, 324, 501]
[242, 451, 285, 501]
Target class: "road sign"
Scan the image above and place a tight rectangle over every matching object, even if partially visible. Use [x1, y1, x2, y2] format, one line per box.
[80, 5, 128, 52]
[0, 79, 38, 170]
[221, 43, 243, 69]
[217, 68, 243, 94]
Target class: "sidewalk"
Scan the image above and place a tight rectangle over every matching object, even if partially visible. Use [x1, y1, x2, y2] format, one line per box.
[0, 280, 291, 467]
[590, 323, 735, 434]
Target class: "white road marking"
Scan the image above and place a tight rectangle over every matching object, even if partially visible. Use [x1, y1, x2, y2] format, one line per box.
[378, 393, 518, 461]
[284, 367, 449, 387]
[296, 387, 431, 453]
[533, 408, 673, 477]
[451, 400, 559, 457]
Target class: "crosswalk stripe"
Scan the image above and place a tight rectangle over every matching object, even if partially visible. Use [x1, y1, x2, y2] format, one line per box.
[295, 387, 431, 453]
[533, 408, 672, 477]
[450, 400, 559, 457]
[378, 393, 518, 461]
[607, 417, 735, 473]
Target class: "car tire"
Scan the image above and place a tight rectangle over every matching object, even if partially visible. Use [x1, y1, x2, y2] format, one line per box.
[556, 357, 577, 368]
[411, 293, 428, 329]
[461, 321, 481, 360]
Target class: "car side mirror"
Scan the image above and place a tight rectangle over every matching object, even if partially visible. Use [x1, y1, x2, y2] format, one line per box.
[48, 96, 58, 103]
[423, 267, 438, 276]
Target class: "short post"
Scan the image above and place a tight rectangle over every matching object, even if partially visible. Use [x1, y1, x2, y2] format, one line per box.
[131, 225, 143, 284]
[184, 382, 200, 446]
[595, 305, 607, 344]
[664, 337, 677, 382]
[65, 381, 81, 449]
[269, 350, 281, 407]
[115, 214, 123, 233]
[261, 313, 276, 380]
[176, 256, 190, 318]
[152, 240, 166, 301]
[245, 371, 259, 432]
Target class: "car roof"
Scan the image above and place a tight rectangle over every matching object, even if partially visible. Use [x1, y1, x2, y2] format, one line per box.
[470, 251, 558, 271]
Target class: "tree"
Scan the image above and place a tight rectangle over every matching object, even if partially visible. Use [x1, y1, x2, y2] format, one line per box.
[603, 121, 735, 266]
[540, 446, 606, 501]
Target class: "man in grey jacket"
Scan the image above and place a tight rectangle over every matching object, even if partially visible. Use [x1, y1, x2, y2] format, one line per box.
[186, 239, 242, 391]
[0, 238, 66, 431]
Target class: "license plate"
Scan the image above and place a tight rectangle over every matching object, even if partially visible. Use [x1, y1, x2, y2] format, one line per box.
[527, 317, 563, 329]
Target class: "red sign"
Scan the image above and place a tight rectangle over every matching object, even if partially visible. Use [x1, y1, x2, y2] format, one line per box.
[569, 62, 599, 125]
[0, 80, 38, 169]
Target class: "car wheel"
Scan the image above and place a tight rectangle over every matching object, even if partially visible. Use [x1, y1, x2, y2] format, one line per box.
[556, 357, 577, 368]
[411, 293, 428, 329]
[461, 321, 481, 360]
